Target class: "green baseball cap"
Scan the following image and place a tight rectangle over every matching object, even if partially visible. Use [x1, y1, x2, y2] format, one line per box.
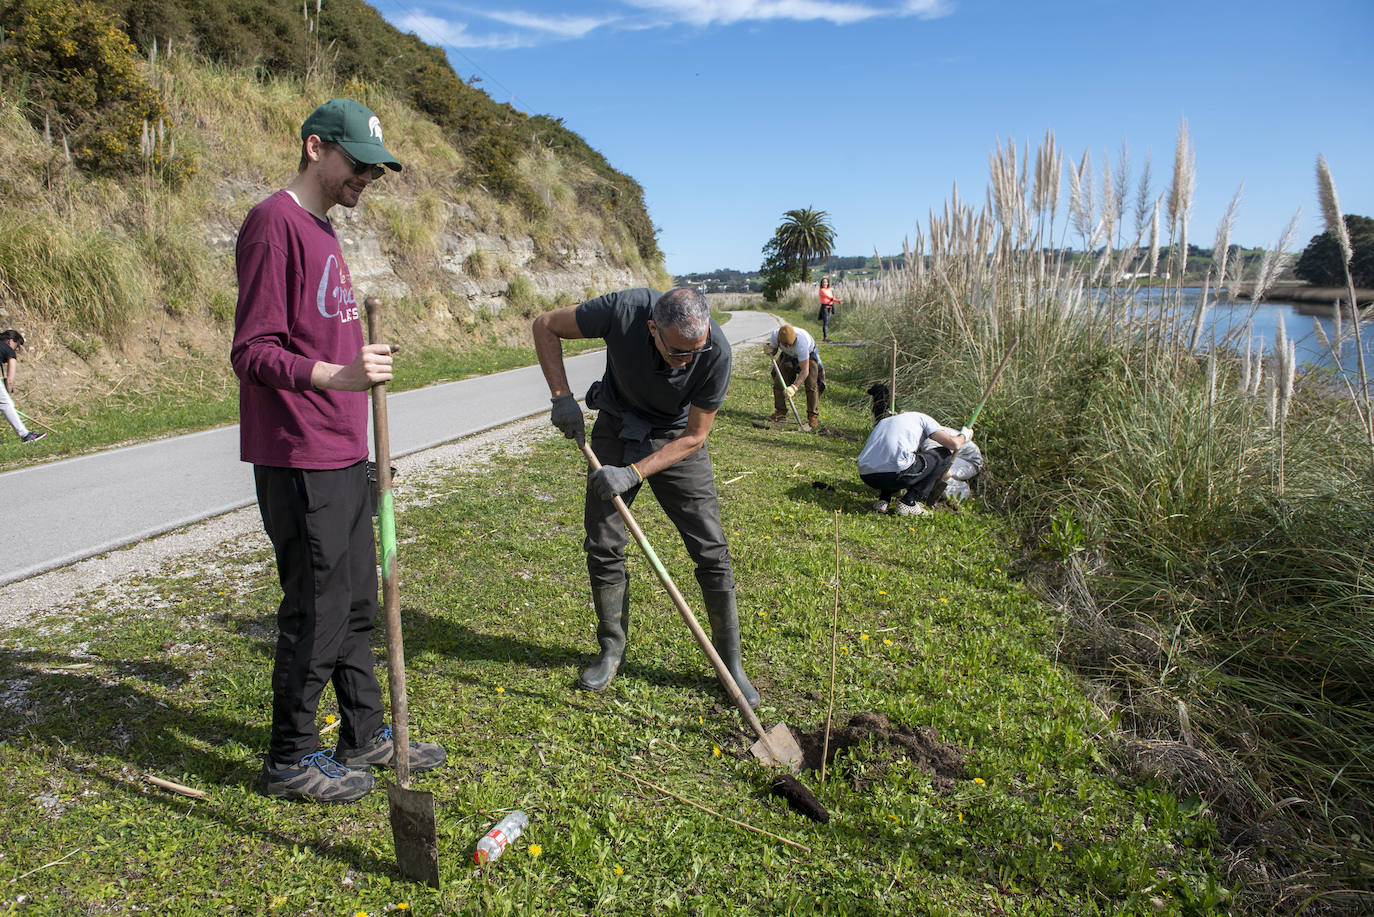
[300, 98, 402, 172]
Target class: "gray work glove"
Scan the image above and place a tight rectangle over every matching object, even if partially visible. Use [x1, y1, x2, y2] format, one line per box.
[550, 393, 585, 444]
[590, 465, 642, 501]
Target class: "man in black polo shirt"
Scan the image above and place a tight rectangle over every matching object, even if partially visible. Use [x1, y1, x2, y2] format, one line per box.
[532, 287, 758, 707]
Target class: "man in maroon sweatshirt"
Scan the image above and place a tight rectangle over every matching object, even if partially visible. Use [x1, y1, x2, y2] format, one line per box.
[232, 99, 445, 803]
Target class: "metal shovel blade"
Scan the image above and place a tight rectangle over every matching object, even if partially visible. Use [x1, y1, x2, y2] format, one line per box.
[749, 722, 804, 772]
[387, 782, 440, 889]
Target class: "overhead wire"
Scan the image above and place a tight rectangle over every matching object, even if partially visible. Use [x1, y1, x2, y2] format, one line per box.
[367, 0, 531, 112]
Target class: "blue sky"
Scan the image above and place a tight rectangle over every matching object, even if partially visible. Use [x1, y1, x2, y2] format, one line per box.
[370, 0, 1373, 276]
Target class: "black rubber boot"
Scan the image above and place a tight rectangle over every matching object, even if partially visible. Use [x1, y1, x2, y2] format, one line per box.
[702, 588, 760, 709]
[579, 580, 629, 691]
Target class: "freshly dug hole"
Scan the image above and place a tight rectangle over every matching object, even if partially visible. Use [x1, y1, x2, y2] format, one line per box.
[794, 712, 967, 790]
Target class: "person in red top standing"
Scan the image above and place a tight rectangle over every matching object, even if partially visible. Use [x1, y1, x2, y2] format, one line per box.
[232, 98, 445, 803]
[817, 277, 841, 342]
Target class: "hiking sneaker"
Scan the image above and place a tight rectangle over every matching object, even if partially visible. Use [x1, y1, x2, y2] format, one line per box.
[872, 499, 890, 514]
[20, 432, 45, 443]
[259, 750, 374, 803]
[335, 725, 447, 773]
[895, 500, 930, 517]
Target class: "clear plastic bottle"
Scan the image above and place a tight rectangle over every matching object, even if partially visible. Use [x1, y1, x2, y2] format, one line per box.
[474, 810, 529, 865]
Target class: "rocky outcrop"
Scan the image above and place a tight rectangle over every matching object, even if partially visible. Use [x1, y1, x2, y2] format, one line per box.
[304, 198, 650, 316]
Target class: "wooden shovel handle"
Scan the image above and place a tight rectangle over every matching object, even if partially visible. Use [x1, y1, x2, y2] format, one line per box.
[580, 442, 772, 745]
[770, 357, 806, 430]
[366, 297, 412, 788]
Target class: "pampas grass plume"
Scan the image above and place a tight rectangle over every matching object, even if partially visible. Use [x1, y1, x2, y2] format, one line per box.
[1316, 154, 1352, 266]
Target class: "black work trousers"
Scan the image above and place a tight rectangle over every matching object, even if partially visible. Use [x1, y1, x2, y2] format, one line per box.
[255, 462, 385, 764]
[584, 413, 735, 592]
[860, 448, 954, 506]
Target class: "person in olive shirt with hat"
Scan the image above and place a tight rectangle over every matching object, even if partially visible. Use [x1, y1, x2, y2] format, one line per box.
[232, 98, 445, 803]
[532, 287, 760, 708]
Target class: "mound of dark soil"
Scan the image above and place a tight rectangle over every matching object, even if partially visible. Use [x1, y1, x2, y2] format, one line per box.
[793, 711, 967, 791]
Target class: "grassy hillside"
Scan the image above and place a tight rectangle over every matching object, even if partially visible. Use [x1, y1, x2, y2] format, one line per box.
[0, 0, 666, 453]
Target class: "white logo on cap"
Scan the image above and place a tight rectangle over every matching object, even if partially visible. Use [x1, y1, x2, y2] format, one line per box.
[368, 116, 382, 140]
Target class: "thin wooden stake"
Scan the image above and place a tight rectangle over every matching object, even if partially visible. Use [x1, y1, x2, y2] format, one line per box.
[821, 510, 840, 786]
[605, 763, 812, 853]
[144, 775, 206, 799]
[890, 336, 898, 411]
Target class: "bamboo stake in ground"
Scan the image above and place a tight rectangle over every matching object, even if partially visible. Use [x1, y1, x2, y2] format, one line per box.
[890, 335, 898, 411]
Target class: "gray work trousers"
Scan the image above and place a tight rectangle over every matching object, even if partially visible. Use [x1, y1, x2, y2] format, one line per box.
[584, 412, 734, 592]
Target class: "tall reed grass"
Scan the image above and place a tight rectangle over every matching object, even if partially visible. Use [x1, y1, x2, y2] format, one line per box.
[845, 129, 1373, 913]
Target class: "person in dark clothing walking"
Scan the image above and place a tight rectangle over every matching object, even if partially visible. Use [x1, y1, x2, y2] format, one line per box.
[532, 287, 759, 707]
[232, 98, 445, 803]
[0, 331, 46, 443]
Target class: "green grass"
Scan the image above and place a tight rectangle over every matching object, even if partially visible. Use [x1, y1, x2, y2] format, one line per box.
[0, 339, 1229, 914]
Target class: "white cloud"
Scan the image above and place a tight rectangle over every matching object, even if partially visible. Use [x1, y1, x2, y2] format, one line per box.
[900, 0, 953, 19]
[623, 1, 887, 26]
[479, 10, 618, 38]
[392, 2, 953, 52]
[394, 11, 532, 48]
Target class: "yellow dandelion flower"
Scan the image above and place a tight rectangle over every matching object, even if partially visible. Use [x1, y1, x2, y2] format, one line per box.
[324, 714, 336, 725]
[528, 844, 542, 858]
[883, 639, 893, 646]
[613, 864, 624, 875]
[973, 777, 986, 785]
[1052, 841, 1062, 851]
[698, 715, 703, 724]
[887, 814, 898, 821]
[355, 911, 369, 917]
[860, 633, 870, 640]
[993, 567, 1001, 573]
[763, 535, 771, 539]
[841, 646, 850, 654]
[496, 686, 504, 693]
[940, 597, 948, 603]
[712, 746, 722, 756]
[957, 812, 963, 822]
[878, 590, 887, 595]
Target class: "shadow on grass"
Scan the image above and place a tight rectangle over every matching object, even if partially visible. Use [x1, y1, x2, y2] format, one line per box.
[397, 606, 715, 696]
[0, 647, 404, 880]
[783, 479, 872, 514]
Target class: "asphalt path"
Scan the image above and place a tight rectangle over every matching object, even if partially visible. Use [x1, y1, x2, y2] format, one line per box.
[0, 311, 778, 586]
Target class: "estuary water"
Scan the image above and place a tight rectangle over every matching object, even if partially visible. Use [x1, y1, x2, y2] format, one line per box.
[1128, 287, 1373, 378]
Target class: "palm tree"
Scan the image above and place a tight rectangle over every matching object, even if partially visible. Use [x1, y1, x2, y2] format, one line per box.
[775, 208, 836, 282]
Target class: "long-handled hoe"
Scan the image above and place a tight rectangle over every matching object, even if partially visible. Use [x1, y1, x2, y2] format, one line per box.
[770, 357, 807, 431]
[366, 297, 441, 888]
[578, 440, 828, 822]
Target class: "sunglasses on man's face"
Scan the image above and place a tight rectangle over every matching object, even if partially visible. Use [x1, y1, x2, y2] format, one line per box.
[333, 145, 386, 181]
[654, 326, 713, 358]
